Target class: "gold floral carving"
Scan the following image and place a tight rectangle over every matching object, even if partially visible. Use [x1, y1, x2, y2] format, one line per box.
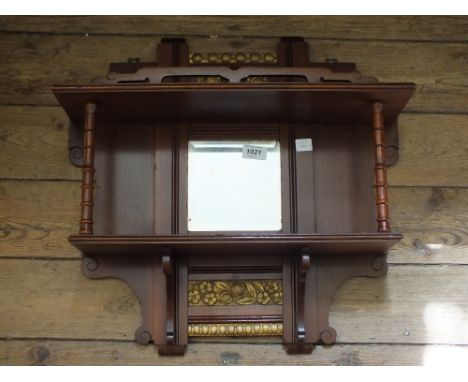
[189, 52, 277, 65]
[188, 280, 282, 306]
[188, 322, 283, 337]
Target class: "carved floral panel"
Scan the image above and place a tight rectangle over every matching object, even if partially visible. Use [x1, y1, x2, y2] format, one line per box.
[188, 280, 283, 306]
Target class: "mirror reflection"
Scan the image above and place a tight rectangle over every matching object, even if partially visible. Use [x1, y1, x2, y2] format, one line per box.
[188, 140, 282, 231]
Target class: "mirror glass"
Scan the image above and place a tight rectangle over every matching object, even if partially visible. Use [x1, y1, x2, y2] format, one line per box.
[188, 140, 282, 231]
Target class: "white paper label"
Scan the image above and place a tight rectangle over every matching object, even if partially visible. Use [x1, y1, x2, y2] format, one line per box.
[242, 145, 267, 160]
[295, 138, 313, 152]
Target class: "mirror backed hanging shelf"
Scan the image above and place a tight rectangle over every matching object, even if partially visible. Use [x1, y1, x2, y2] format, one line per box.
[52, 37, 415, 355]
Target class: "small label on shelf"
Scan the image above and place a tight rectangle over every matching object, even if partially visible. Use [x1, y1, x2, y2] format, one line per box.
[295, 138, 313, 152]
[242, 145, 267, 160]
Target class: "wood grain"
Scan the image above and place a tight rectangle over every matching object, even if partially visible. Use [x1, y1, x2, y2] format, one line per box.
[388, 113, 468, 187]
[2, 340, 466, 365]
[0, 16, 467, 42]
[0, 259, 138, 340]
[0, 16, 466, 365]
[0, 259, 467, 345]
[2, 107, 468, 188]
[389, 187, 468, 264]
[0, 106, 80, 180]
[0, 180, 81, 259]
[1, 180, 468, 264]
[1, 33, 468, 113]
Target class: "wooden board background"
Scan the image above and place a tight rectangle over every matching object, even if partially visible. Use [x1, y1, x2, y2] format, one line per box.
[0, 16, 468, 365]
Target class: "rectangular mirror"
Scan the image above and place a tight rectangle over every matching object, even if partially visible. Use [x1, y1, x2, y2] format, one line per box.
[188, 140, 282, 231]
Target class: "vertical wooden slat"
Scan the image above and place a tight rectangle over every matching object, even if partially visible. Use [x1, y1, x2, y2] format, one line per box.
[177, 125, 188, 235]
[154, 126, 174, 235]
[79, 102, 96, 234]
[276, 37, 309, 67]
[372, 102, 391, 232]
[177, 255, 188, 346]
[294, 125, 316, 234]
[157, 38, 189, 67]
[282, 255, 293, 345]
[151, 255, 166, 346]
[280, 125, 292, 234]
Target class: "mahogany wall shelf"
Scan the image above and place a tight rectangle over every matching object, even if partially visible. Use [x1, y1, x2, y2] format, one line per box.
[53, 83, 413, 125]
[53, 37, 415, 355]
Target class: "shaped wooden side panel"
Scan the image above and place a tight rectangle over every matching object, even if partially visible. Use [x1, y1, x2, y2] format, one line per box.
[81, 254, 187, 355]
[283, 252, 388, 354]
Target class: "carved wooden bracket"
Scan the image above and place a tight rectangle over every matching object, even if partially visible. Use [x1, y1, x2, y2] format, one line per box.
[81, 251, 387, 355]
[82, 254, 187, 355]
[283, 252, 387, 354]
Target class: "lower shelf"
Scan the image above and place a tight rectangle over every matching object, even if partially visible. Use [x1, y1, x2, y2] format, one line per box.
[77, 232, 397, 355]
[69, 232, 402, 256]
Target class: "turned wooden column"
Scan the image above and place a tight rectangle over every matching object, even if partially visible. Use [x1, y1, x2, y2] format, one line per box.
[372, 102, 390, 232]
[79, 103, 97, 234]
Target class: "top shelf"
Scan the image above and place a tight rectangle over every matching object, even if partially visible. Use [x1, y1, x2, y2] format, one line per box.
[52, 83, 415, 126]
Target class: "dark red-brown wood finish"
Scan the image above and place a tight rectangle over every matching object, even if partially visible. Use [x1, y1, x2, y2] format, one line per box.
[54, 38, 415, 355]
[79, 103, 96, 235]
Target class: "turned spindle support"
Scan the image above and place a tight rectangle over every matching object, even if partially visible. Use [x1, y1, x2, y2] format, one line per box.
[79, 102, 97, 235]
[372, 102, 391, 232]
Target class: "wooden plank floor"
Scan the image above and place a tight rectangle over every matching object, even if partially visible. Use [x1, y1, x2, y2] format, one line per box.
[0, 16, 467, 365]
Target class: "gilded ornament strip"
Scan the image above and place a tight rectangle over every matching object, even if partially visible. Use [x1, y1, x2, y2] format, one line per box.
[188, 280, 283, 306]
[189, 52, 277, 64]
[188, 322, 283, 337]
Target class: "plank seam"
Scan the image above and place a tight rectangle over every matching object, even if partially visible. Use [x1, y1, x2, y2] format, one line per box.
[2, 104, 468, 117]
[388, 185, 468, 190]
[4, 104, 468, 117]
[2, 178, 468, 191]
[0, 104, 60, 108]
[0, 257, 80, 261]
[402, 111, 468, 117]
[0, 29, 467, 44]
[0, 337, 467, 347]
[1, 257, 467, 267]
[0, 178, 81, 183]
[1, 183, 467, 190]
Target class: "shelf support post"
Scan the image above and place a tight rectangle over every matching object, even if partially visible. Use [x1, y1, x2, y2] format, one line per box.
[79, 102, 97, 235]
[372, 102, 391, 232]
